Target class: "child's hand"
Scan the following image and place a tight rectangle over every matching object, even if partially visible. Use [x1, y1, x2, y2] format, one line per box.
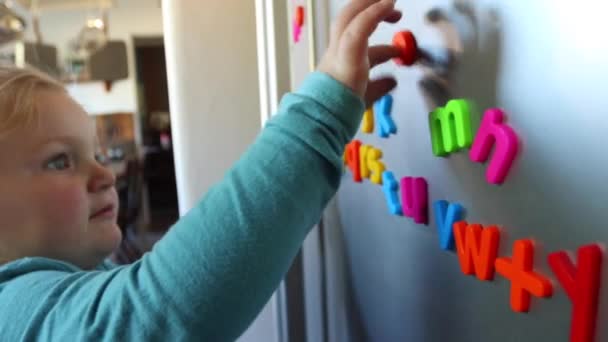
[318, 0, 402, 107]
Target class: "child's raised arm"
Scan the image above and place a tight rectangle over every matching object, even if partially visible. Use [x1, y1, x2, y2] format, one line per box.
[0, 1, 401, 340]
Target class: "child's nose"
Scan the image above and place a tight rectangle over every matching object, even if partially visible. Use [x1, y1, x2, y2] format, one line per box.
[88, 161, 116, 193]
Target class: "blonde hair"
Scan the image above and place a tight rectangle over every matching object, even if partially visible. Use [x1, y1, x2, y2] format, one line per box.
[0, 65, 65, 137]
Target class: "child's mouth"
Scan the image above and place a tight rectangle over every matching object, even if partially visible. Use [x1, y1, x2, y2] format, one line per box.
[90, 204, 116, 220]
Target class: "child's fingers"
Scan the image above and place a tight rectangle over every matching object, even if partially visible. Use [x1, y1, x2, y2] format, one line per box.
[341, 0, 396, 54]
[384, 9, 402, 23]
[331, 0, 381, 42]
[369, 45, 401, 68]
[365, 77, 397, 107]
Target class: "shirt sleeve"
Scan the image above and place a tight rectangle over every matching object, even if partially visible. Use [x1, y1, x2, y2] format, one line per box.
[0, 72, 365, 341]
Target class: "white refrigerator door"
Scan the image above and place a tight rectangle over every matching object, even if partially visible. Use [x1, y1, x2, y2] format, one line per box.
[316, 0, 608, 341]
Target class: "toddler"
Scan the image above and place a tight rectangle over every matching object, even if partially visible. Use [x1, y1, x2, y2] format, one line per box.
[0, 0, 401, 340]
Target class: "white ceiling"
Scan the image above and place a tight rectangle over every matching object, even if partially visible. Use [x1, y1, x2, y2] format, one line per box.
[16, 0, 115, 11]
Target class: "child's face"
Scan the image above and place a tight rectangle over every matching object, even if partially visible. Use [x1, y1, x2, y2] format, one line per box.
[0, 89, 122, 269]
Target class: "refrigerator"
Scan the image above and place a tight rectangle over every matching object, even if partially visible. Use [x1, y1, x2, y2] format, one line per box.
[285, 0, 608, 341]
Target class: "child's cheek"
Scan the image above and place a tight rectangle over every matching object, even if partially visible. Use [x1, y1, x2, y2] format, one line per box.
[40, 185, 89, 231]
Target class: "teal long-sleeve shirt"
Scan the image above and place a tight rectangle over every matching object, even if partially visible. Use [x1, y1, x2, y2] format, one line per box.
[0, 72, 365, 341]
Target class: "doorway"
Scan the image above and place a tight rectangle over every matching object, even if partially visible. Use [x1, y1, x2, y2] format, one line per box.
[134, 36, 179, 233]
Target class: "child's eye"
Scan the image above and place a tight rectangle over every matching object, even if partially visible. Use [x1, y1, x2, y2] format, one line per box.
[95, 152, 108, 165]
[45, 153, 73, 171]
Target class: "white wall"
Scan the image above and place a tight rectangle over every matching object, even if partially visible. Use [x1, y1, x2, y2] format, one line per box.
[162, 1, 276, 341]
[25, 0, 163, 115]
[162, 0, 263, 213]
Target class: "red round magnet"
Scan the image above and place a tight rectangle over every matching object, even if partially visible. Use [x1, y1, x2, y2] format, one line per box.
[392, 30, 418, 66]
